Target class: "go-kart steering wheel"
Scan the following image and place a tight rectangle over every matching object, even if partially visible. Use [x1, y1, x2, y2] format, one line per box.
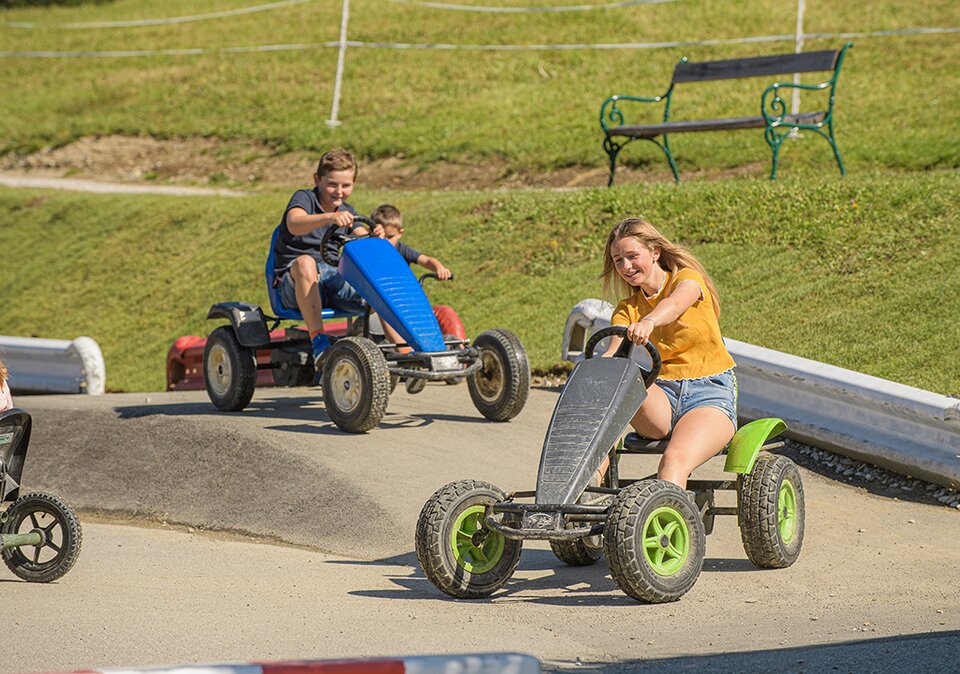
[319, 214, 377, 266]
[583, 325, 662, 388]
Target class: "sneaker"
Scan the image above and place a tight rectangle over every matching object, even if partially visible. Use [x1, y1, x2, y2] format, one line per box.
[312, 333, 332, 378]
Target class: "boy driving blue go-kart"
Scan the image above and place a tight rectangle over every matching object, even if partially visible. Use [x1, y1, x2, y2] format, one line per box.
[202, 220, 530, 433]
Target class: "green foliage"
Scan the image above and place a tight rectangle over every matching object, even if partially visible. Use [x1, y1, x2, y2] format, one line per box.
[1, 170, 957, 395]
[0, 0, 958, 173]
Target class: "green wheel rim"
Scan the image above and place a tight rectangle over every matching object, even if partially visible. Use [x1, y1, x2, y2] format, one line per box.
[642, 506, 689, 576]
[778, 478, 798, 543]
[450, 505, 504, 574]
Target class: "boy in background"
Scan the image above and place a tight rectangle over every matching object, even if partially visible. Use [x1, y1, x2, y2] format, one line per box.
[370, 204, 452, 280]
[272, 149, 404, 368]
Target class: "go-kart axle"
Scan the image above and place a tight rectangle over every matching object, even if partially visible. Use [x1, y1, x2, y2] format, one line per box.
[1, 530, 42, 550]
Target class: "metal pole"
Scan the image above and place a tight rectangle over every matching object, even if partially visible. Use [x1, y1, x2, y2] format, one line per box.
[1, 531, 43, 549]
[326, 0, 350, 128]
[789, 0, 805, 138]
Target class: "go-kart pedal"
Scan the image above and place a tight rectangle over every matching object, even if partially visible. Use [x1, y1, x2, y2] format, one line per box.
[405, 376, 426, 394]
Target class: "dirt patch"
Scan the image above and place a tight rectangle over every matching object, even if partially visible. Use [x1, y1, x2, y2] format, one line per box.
[0, 134, 764, 192]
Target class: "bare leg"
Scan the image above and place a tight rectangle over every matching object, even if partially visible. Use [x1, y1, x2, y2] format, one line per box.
[658, 407, 736, 489]
[290, 256, 325, 335]
[379, 318, 412, 354]
[628, 384, 673, 440]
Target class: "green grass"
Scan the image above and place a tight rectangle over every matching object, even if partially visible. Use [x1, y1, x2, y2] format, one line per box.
[1, 0, 958, 172]
[1, 169, 957, 395]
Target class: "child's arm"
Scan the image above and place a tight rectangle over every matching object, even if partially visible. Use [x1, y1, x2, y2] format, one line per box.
[416, 254, 452, 280]
[286, 207, 354, 236]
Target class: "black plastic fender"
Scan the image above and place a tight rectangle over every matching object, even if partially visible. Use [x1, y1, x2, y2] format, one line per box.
[206, 302, 271, 348]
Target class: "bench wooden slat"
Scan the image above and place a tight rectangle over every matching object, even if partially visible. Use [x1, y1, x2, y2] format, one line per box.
[607, 112, 826, 138]
[672, 49, 839, 83]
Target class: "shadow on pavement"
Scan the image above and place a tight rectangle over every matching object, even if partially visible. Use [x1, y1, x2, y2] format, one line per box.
[542, 630, 960, 673]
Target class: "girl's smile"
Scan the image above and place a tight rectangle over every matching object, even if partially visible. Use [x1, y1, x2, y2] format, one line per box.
[610, 236, 664, 296]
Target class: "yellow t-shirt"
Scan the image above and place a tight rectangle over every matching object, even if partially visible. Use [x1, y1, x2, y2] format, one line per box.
[611, 268, 735, 380]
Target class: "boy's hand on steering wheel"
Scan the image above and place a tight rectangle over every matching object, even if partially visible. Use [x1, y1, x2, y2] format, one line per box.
[435, 264, 452, 280]
[371, 223, 386, 238]
[626, 317, 655, 345]
[331, 210, 354, 229]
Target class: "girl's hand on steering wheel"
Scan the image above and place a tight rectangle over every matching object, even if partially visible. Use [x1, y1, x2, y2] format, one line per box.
[626, 317, 655, 345]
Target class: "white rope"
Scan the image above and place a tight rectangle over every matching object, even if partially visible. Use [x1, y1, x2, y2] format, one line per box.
[2, 27, 956, 58]
[385, 0, 676, 13]
[5, 0, 314, 29]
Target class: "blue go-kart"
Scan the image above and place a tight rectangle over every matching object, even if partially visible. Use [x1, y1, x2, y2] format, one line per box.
[202, 216, 530, 433]
[416, 326, 804, 602]
[1, 409, 82, 582]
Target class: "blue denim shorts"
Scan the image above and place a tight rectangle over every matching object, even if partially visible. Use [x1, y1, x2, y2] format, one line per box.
[657, 368, 738, 431]
[279, 261, 364, 314]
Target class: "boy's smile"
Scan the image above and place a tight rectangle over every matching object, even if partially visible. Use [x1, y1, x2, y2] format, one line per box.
[314, 169, 355, 211]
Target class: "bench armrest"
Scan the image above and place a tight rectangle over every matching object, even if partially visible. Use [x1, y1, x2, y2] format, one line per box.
[761, 80, 834, 127]
[600, 89, 673, 132]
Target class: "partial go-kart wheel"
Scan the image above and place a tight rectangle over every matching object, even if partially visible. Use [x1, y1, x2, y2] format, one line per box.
[2, 492, 82, 583]
[467, 328, 530, 422]
[738, 453, 805, 568]
[415, 479, 522, 598]
[550, 538, 603, 566]
[204, 326, 257, 411]
[322, 337, 390, 433]
[604, 480, 705, 603]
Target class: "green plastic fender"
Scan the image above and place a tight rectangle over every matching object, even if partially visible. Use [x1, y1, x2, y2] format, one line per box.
[723, 418, 787, 474]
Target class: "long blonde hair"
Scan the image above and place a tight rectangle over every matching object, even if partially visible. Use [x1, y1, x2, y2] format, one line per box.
[0, 357, 7, 387]
[600, 217, 722, 317]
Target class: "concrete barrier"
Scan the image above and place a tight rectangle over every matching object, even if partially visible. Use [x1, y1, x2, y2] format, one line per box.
[560, 300, 960, 490]
[47, 653, 541, 674]
[0, 335, 105, 395]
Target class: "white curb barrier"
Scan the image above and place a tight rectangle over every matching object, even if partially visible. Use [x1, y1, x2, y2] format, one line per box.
[0, 335, 105, 395]
[560, 300, 960, 490]
[50, 653, 540, 674]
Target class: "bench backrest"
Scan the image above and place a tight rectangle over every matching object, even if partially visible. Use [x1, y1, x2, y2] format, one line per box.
[672, 48, 841, 84]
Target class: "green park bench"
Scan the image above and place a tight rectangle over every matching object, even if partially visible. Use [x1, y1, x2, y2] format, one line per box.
[599, 42, 853, 185]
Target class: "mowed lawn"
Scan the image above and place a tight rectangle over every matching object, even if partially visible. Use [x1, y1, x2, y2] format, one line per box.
[0, 0, 957, 394]
[1, 0, 958, 173]
[1, 170, 957, 395]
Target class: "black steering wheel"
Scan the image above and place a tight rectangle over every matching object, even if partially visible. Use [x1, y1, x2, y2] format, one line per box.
[583, 325, 662, 388]
[319, 214, 377, 266]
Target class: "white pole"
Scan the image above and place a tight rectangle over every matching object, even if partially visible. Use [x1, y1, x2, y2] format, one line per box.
[791, 0, 805, 119]
[326, 0, 349, 128]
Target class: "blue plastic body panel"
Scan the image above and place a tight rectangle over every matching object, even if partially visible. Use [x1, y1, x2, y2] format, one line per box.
[340, 238, 445, 352]
[264, 226, 354, 321]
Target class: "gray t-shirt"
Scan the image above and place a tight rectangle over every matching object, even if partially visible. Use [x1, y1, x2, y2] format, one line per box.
[394, 240, 422, 265]
[272, 188, 357, 278]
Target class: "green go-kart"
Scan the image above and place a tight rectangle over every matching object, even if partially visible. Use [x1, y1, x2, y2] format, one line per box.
[1, 409, 82, 582]
[415, 326, 804, 603]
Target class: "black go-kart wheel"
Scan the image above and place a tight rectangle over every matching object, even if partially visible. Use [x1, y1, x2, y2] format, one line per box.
[604, 479, 705, 603]
[738, 453, 805, 568]
[550, 538, 603, 566]
[467, 328, 530, 422]
[2, 492, 82, 583]
[203, 326, 257, 411]
[271, 351, 315, 388]
[322, 337, 390, 433]
[415, 479, 522, 599]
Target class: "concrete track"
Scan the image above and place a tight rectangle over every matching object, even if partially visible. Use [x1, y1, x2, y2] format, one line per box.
[5, 385, 959, 673]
